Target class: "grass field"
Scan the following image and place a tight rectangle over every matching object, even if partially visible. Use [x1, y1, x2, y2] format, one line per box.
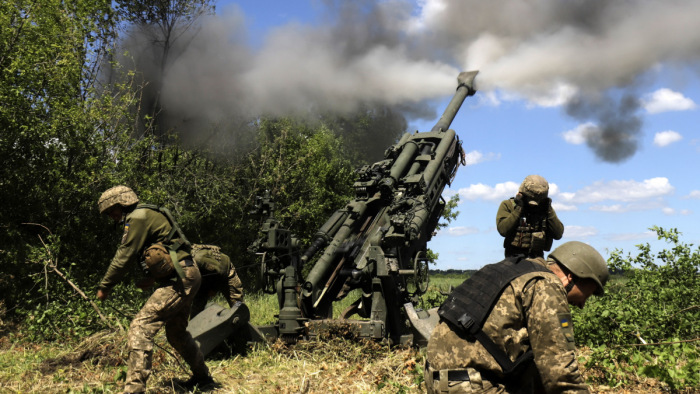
[0, 273, 689, 393]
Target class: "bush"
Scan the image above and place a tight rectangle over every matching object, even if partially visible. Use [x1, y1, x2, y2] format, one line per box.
[573, 226, 700, 390]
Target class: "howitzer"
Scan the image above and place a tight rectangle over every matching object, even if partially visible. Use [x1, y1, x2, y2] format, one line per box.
[188, 71, 478, 353]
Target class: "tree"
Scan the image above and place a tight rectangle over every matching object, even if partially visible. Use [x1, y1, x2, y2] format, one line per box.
[113, 0, 215, 139]
[0, 0, 143, 328]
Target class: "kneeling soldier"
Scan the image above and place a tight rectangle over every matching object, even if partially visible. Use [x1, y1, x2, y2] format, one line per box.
[425, 241, 608, 393]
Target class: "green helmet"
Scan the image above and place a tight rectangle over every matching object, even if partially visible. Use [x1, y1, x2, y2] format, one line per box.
[98, 185, 139, 214]
[549, 241, 608, 295]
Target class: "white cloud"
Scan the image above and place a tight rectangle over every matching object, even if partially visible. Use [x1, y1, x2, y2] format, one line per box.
[685, 190, 700, 199]
[642, 88, 697, 114]
[456, 181, 519, 202]
[562, 122, 597, 145]
[653, 130, 682, 147]
[558, 177, 674, 204]
[452, 178, 672, 213]
[442, 226, 479, 236]
[605, 231, 656, 242]
[590, 204, 624, 213]
[463, 150, 500, 166]
[589, 200, 666, 213]
[661, 207, 693, 216]
[562, 225, 598, 239]
[552, 202, 577, 212]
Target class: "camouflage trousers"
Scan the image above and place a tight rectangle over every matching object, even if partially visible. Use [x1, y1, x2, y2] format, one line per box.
[124, 261, 209, 393]
[424, 361, 506, 393]
[191, 264, 244, 318]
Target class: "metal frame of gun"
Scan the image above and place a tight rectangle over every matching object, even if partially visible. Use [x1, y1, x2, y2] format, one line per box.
[249, 71, 478, 346]
[188, 72, 479, 352]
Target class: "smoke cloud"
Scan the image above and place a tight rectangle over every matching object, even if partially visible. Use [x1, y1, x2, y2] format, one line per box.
[123, 0, 700, 162]
[414, 0, 700, 162]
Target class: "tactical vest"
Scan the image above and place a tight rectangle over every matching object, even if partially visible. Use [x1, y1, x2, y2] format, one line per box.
[507, 206, 550, 256]
[136, 204, 191, 280]
[437, 256, 551, 376]
[191, 244, 228, 276]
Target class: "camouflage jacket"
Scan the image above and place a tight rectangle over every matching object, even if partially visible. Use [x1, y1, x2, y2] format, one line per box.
[426, 259, 589, 393]
[496, 198, 564, 256]
[99, 204, 191, 290]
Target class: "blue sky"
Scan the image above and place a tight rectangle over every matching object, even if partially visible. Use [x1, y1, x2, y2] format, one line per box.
[204, 0, 700, 270]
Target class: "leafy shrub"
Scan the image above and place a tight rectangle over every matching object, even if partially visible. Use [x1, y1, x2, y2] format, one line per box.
[573, 226, 700, 390]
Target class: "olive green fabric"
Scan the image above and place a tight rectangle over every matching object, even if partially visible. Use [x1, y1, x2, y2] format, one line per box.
[190, 244, 244, 318]
[98, 204, 191, 291]
[425, 258, 589, 393]
[192, 245, 228, 276]
[496, 198, 564, 258]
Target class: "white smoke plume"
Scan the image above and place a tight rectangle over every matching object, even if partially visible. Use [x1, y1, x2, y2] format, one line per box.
[143, 0, 700, 161]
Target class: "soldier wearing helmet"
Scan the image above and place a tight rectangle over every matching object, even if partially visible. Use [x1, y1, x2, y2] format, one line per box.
[96, 186, 214, 392]
[496, 175, 564, 258]
[425, 241, 609, 393]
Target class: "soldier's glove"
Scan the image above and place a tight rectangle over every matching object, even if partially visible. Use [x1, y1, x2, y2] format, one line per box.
[514, 193, 524, 207]
[532, 197, 551, 213]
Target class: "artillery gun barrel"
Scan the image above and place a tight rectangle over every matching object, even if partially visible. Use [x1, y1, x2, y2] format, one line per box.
[431, 71, 478, 133]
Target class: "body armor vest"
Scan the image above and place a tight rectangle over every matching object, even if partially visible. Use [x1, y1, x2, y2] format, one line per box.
[437, 256, 551, 376]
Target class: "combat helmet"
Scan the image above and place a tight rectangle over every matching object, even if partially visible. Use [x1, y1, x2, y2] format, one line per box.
[519, 175, 549, 206]
[98, 185, 139, 214]
[549, 241, 609, 295]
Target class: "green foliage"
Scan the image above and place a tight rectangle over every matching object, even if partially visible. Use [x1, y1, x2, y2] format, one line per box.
[0, 0, 134, 321]
[573, 226, 700, 390]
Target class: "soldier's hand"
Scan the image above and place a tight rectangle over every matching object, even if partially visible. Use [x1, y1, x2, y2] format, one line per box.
[514, 193, 524, 207]
[537, 197, 552, 212]
[96, 288, 110, 301]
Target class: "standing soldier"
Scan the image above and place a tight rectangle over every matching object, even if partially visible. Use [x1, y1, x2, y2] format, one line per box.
[497, 175, 564, 258]
[96, 185, 214, 393]
[189, 244, 245, 318]
[425, 241, 609, 393]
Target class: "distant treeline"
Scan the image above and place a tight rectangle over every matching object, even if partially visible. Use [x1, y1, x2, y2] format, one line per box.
[429, 269, 476, 277]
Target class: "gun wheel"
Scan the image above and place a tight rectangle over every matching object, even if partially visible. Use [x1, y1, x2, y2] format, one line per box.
[408, 251, 430, 296]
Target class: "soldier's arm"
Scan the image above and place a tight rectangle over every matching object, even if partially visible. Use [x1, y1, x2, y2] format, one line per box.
[496, 199, 521, 236]
[98, 215, 150, 291]
[524, 276, 590, 393]
[547, 205, 565, 240]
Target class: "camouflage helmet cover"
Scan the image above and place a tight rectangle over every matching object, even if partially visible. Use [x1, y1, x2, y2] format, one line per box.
[98, 185, 139, 214]
[519, 174, 549, 206]
[549, 241, 609, 295]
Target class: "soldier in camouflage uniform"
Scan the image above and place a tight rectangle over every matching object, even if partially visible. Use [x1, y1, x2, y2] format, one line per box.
[425, 241, 608, 393]
[189, 244, 245, 318]
[496, 175, 564, 258]
[96, 186, 214, 393]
